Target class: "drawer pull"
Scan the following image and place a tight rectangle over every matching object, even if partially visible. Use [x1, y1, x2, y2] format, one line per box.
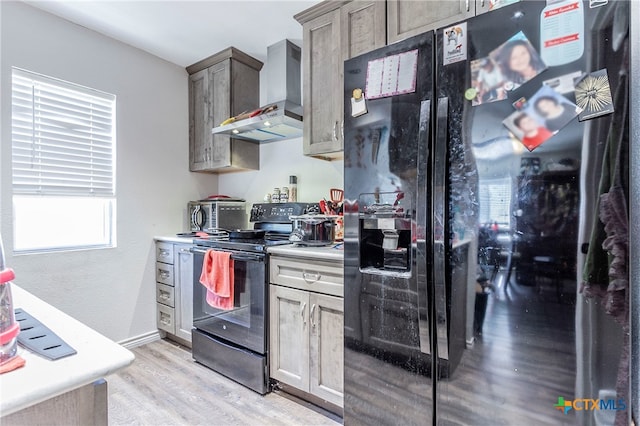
[159, 249, 170, 257]
[302, 271, 320, 283]
[159, 270, 170, 279]
[160, 313, 171, 325]
[159, 291, 170, 301]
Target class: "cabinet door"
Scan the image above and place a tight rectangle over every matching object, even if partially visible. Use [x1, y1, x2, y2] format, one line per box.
[188, 69, 212, 171]
[208, 60, 233, 169]
[309, 293, 344, 407]
[387, 0, 474, 44]
[270, 286, 310, 391]
[340, 1, 386, 61]
[302, 10, 343, 157]
[174, 245, 194, 344]
[475, 0, 491, 15]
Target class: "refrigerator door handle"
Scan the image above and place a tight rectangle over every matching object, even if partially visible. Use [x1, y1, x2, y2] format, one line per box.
[416, 99, 432, 356]
[433, 97, 450, 362]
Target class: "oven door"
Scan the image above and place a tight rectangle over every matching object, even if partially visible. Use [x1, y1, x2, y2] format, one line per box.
[191, 247, 266, 354]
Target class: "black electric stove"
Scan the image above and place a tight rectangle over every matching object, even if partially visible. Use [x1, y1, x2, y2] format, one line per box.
[190, 202, 318, 394]
[192, 202, 318, 253]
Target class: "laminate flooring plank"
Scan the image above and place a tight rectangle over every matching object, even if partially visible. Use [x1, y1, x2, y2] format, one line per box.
[107, 340, 339, 426]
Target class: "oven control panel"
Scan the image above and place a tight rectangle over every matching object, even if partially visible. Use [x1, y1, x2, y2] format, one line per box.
[250, 202, 319, 222]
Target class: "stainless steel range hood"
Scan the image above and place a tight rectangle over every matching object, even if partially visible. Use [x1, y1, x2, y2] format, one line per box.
[212, 40, 302, 142]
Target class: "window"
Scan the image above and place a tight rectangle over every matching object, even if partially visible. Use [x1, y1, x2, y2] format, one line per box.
[11, 68, 116, 252]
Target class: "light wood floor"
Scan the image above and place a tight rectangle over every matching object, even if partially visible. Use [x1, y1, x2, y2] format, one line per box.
[106, 339, 340, 426]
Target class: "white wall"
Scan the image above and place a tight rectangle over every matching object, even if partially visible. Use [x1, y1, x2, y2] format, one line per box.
[0, 1, 218, 342]
[218, 138, 343, 209]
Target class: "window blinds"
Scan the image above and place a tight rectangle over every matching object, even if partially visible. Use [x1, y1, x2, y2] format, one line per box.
[11, 68, 115, 197]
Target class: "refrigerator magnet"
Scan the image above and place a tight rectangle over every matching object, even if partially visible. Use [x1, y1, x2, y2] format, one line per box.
[503, 85, 580, 151]
[540, 0, 585, 67]
[543, 70, 583, 94]
[574, 69, 614, 121]
[489, 31, 547, 92]
[443, 22, 467, 66]
[351, 88, 368, 117]
[469, 57, 508, 105]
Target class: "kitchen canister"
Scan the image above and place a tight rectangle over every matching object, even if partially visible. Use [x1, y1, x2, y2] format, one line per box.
[280, 187, 289, 203]
[271, 188, 281, 203]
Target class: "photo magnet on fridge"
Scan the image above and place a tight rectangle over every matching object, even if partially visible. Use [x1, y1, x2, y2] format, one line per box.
[490, 31, 547, 91]
[574, 69, 614, 121]
[470, 31, 548, 105]
[503, 85, 579, 151]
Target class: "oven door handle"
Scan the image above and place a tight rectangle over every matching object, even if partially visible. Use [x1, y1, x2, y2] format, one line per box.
[230, 254, 265, 262]
[189, 247, 265, 263]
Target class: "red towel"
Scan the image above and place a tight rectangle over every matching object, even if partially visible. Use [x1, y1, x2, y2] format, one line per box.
[0, 355, 26, 374]
[199, 250, 234, 310]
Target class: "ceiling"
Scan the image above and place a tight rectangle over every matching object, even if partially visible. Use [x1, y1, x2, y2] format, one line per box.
[24, 0, 319, 68]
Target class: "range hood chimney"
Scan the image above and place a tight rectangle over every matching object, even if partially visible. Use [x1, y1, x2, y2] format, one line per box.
[212, 40, 302, 142]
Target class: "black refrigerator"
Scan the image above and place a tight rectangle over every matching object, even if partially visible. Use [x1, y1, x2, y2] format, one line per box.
[343, 1, 632, 425]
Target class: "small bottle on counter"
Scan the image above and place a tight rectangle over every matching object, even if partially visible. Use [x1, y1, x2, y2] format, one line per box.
[271, 188, 280, 203]
[280, 186, 289, 203]
[289, 176, 298, 202]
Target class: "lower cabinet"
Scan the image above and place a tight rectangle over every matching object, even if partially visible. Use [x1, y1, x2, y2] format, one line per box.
[155, 242, 193, 346]
[270, 286, 344, 408]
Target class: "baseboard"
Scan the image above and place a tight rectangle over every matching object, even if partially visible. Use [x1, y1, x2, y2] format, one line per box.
[118, 330, 161, 349]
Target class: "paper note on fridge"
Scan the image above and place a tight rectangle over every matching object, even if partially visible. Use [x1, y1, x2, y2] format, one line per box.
[365, 49, 418, 99]
[540, 0, 585, 66]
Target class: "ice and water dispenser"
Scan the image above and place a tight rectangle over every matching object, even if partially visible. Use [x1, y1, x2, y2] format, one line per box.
[358, 192, 412, 275]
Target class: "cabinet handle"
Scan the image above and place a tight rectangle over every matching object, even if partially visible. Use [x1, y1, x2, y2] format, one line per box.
[481, 0, 485, 7]
[332, 121, 339, 141]
[179, 248, 191, 253]
[466, 0, 469, 11]
[310, 304, 316, 328]
[302, 271, 320, 283]
[301, 302, 307, 326]
[160, 313, 171, 325]
[340, 121, 344, 141]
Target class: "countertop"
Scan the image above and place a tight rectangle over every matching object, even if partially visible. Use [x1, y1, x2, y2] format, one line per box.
[154, 235, 194, 244]
[268, 243, 344, 263]
[0, 285, 135, 417]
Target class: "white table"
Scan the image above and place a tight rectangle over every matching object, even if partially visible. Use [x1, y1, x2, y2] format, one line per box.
[0, 285, 134, 423]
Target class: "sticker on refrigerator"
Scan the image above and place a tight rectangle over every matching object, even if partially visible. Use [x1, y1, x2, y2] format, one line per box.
[502, 85, 580, 151]
[574, 69, 614, 121]
[365, 49, 418, 99]
[490, 31, 547, 92]
[540, 0, 584, 66]
[543, 70, 583, 94]
[443, 22, 467, 66]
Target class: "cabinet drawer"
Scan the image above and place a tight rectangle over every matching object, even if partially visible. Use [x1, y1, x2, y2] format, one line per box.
[156, 243, 174, 264]
[156, 262, 174, 286]
[156, 283, 175, 307]
[270, 257, 343, 297]
[157, 303, 176, 334]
